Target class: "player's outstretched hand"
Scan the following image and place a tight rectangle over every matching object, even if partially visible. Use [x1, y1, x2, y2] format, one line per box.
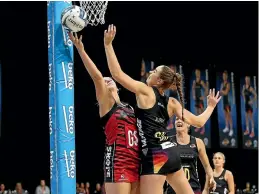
[209, 177, 217, 191]
[207, 88, 221, 108]
[104, 24, 116, 46]
[69, 32, 84, 53]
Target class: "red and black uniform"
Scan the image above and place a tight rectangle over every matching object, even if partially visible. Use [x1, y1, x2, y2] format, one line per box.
[101, 103, 140, 183]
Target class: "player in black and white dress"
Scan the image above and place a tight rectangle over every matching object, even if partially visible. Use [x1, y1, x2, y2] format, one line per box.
[202, 152, 235, 194]
[242, 76, 257, 138]
[166, 117, 216, 194]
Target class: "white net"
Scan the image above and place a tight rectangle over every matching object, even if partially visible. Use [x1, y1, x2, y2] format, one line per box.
[79, 1, 108, 26]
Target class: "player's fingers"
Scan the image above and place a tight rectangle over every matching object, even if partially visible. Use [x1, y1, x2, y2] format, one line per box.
[80, 35, 83, 41]
[114, 25, 116, 34]
[212, 88, 215, 97]
[68, 32, 75, 42]
[217, 96, 222, 102]
[216, 91, 220, 99]
[209, 89, 211, 95]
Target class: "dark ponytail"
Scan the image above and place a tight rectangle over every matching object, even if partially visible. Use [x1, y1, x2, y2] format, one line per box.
[159, 66, 185, 120]
[174, 73, 185, 121]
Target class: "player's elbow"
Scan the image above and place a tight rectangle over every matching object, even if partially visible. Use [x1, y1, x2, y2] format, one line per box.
[186, 117, 204, 128]
[111, 70, 124, 82]
[194, 118, 206, 128]
[111, 72, 121, 82]
[92, 73, 103, 81]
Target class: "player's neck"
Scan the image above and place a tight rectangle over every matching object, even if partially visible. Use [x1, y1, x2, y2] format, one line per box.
[176, 132, 189, 144]
[156, 86, 165, 96]
[214, 167, 224, 173]
[111, 91, 121, 104]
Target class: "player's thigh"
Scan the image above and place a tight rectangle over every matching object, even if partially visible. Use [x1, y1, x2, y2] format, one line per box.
[130, 181, 140, 194]
[140, 175, 166, 194]
[166, 168, 194, 194]
[105, 182, 131, 194]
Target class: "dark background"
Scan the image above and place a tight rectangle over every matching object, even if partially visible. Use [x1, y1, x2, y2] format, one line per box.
[0, 1, 258, 193]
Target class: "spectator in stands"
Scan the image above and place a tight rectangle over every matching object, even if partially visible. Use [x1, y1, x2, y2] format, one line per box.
[76, 183, 80, 194]
[13, 183, 28, 194]
[101, 183, 105, 194]
[35, 180, 50, 194]
[85, 182, 90, 194]
[93, 183, 101, 194]
[77, 183, 86, 194]
[0, 183, 9, 194]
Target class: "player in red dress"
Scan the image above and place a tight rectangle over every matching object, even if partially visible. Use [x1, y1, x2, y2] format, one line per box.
[69, 32, 140, 194]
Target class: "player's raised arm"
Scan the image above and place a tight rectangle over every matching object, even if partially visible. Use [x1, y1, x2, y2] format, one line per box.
[69, 32, 107, 103]
[171, 89, 221, 128]
[103, 24, 151, 96]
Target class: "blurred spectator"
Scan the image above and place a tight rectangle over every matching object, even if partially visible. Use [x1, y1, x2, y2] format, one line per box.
[35, 180, 50, 194]
[12, 183, 28, 194]
[0, 183, 9, 194]
[101, 184, 105, 194]
[93, 183, 101, 194]
[85, 182, 90, 194]
[243, 182, 258, 194]
[77, 183, 86, 194]
[76, 183, 80, 194]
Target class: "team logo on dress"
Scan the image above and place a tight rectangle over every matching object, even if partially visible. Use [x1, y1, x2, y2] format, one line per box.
[118, 109, 127, 119]
[154, 131, 169, 141]
[119, 174, 128, 181]
[190, 144, 196, 148]
[142, 148, 148, 156]
[158, 102, 165, 108]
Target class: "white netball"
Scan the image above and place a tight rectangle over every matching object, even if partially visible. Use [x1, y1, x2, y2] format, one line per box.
[61, 5, 87, 32]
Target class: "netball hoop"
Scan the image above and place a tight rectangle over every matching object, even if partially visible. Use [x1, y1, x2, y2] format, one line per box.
[79, 1, 108, 26]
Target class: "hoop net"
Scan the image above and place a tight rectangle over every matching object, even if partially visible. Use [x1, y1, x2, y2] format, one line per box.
[79, 1, 108, 26]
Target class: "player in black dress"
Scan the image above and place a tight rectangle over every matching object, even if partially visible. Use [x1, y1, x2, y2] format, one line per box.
[220, 71, 233, 137]
[166, 117, 216, 194]
[104, 24, 221, 194]
[202, 152, 235, 194]
[242, 76, 257, 138]
[192, 69, 208, 135]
